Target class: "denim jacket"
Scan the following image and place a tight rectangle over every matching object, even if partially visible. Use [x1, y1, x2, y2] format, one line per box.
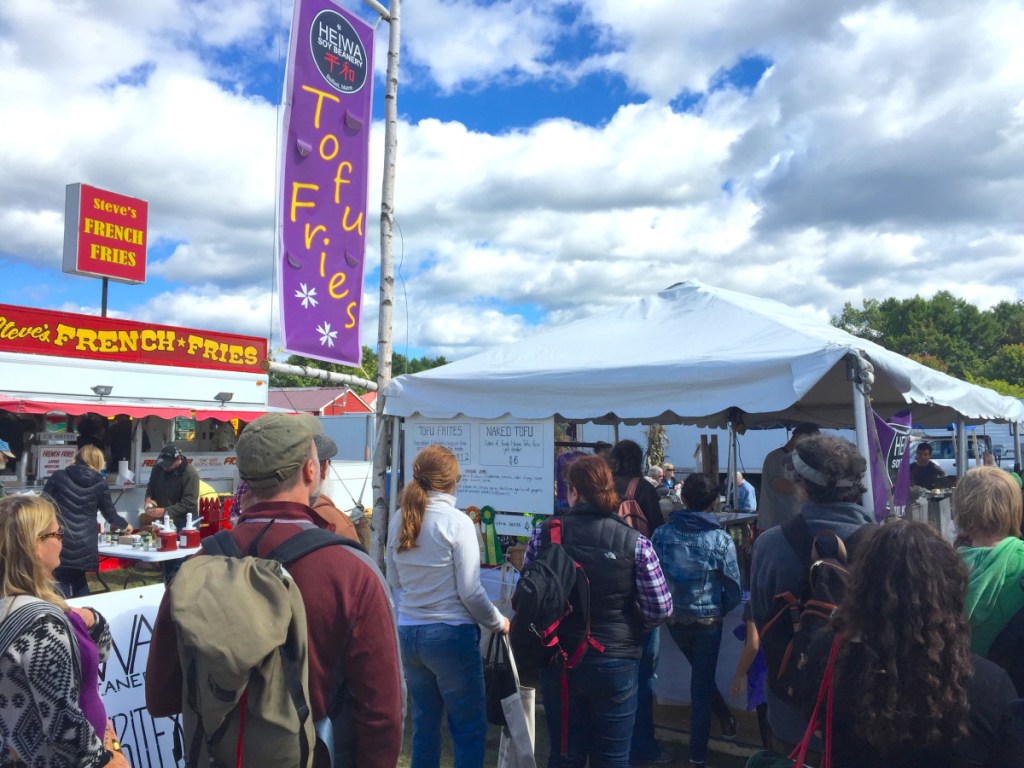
[652, 510, 742, 622]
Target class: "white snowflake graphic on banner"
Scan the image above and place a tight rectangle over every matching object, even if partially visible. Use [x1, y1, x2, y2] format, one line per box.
[316, 321, 338, 348]
[295, 283, 318, 309]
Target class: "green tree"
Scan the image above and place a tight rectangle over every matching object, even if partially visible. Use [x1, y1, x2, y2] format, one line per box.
[983, 344, 1024, 388]
[991, 301, 1024, 347]
[834, 292, 1010, 383]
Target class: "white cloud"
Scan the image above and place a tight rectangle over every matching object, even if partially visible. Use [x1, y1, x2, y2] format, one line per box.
[391, 297, 533, 359]
[1, 0, 1023, 366]
[132, 286, 275, 338]
[401, 0, 563, 92]
[573, 0, 839, 101]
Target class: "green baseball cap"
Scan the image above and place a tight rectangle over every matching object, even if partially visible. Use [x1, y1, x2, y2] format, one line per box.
[236, 413, 323, 491]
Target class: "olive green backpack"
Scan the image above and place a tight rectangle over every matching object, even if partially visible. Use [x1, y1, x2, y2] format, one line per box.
[169, 528, 359, 768]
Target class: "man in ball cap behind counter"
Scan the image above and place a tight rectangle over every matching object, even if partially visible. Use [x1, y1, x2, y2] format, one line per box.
[143, 443, 200, 530]
[146, 412, 403, 768]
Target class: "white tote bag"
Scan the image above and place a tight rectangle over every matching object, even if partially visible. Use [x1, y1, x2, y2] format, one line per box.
[480, 562, 517, 654]
[496, 635, 536, 768]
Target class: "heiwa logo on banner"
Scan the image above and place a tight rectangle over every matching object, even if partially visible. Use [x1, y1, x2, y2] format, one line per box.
[279, 0, 374, 367]
[870, 409, 913, 520]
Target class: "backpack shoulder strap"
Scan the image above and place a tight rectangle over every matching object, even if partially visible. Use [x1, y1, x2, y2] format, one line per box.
[547, 517, 563, 545]
[781, 518, 879, 579]
[625, 478, 640, 500]
[200, 529, 244, 558]
[780, 514, 815, 570]
[843, 522, 879, 557]
[267, 526, 364, 566]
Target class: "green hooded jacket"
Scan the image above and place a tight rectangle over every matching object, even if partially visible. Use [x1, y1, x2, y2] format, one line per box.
[961, 536, 1024, 655]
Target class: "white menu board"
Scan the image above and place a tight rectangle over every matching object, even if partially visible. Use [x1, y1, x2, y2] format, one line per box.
[404, 416, 554, 515]
[138, 452, 239, 483]
[35, 444, 77, 478]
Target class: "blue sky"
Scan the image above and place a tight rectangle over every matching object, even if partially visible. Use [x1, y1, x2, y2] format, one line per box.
[1, 0, 1022, 370]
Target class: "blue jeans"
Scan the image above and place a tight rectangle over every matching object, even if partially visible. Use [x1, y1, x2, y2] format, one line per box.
[54, 566, 90, 598]
[398, 623, 487, 768]
[539, 655, 639, 768]
[667, 622, 732, 764]
[630, 629, 661, 760]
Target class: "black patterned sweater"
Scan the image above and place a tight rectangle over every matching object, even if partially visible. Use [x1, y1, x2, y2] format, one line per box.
[0, 598, 110, 767]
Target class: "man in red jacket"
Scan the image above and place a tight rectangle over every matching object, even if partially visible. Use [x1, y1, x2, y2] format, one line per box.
[145, 413, 403, 768]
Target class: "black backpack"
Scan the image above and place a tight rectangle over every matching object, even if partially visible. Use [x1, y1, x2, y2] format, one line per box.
[509, 517, 604, 755]
[759, 518, 877, 705]
[510, 517, 601, 671]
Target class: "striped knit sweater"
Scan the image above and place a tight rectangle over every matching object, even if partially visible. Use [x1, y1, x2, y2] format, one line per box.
[0, 597, 109, 767]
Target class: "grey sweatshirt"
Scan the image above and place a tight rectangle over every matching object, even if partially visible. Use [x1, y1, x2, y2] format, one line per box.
[749, 500, 875, 745]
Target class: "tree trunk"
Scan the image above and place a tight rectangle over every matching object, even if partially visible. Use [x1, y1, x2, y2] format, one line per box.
[371, 0, 401, 569]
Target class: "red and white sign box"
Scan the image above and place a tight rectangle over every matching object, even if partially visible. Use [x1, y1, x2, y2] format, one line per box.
[35, 445, 77, 478]
[63, 183, 148, 284]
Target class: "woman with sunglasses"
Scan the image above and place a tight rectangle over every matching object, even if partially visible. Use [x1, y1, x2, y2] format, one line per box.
[0, 494, 116, 766]
[386, 445, 509, 768]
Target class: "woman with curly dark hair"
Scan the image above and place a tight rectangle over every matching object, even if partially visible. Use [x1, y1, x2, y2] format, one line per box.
[799, 519, 1024, 767]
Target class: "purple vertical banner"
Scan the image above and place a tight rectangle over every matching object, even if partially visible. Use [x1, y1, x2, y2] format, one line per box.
[279, 0, 374, 366]
[870, 409, 913, 521]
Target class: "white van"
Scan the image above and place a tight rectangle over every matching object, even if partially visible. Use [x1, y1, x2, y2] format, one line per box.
[910, 434, 992, 475]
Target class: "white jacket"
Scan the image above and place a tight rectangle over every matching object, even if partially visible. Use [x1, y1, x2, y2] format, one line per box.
[386, 491, 504, 632]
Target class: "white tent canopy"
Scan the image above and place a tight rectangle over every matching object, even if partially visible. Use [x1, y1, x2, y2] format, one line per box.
[384, 281, 1024, 430]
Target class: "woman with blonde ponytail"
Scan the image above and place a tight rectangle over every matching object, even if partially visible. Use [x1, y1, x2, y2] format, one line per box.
[386, 445, 509, 768]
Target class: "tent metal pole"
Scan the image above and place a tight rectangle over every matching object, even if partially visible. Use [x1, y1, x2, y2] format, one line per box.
[848, 354, 875, 511]
[727, 425, 738, 508]
[1014, 422, 1022, 471]
[957, 417, 967, 478]
[389, 416, 401, 516]
[852, 385, 874, 511]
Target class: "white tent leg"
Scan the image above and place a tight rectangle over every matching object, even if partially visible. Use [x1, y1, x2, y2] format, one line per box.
[852, 380, 875, 512]
[1014, 422, 1022, 471]
[389, 416, 401, 515]
[726, 426, 738, 508]
[957, 417, 967, 478]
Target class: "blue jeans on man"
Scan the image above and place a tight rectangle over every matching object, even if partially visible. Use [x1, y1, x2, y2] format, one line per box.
[398, 623, 488, 768]
[667, 621, 733, 765]
[539, 655, 639, 768]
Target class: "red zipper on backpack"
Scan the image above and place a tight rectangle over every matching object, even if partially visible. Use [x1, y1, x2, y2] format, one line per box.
[235, 688, 248, 767]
